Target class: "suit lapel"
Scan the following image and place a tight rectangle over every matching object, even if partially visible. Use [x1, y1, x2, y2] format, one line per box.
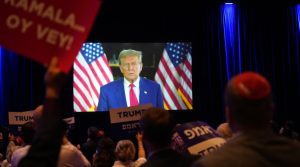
[115, 78, 127, 107]
[139, 78, 147, 104]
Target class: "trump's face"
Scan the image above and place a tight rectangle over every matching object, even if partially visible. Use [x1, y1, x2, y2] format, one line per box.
[120, 55, 142, 83]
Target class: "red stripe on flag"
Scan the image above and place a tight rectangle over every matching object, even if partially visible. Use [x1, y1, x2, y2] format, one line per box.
[73, 43, 114, 112]
[155, 43, 192, 110]
[88, 62, 103, 87]
[74, 60, 100, 95]
[73, 83, 93, 108]
[179, 84, 192, 104]
[95, 58, 110, 84]
[73, 95, 87, 112]
[160, 57, 179, 87]
[102, 55, 113, 74]
[156, 69, 182, 109]
[74, 70, 98, 102]
[183, 58, 192, 73]
[162, 96, 171, 109]
[180, 70, 192, 89]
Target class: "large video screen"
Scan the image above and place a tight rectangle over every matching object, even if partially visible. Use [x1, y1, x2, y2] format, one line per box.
[73, 42, 192, 112]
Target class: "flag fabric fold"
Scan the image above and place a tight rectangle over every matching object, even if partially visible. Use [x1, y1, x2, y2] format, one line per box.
[155, 42, 192, 110]
[73, 43, 114, 112]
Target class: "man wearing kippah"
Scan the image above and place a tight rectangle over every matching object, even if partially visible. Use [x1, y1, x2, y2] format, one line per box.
[193, 71, 300, 167]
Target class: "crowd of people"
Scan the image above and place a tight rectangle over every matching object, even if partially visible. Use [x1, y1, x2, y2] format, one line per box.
[0, 58, 300, 167]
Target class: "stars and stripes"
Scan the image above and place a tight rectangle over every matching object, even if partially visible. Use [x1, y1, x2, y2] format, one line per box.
[73, 43, 113, 112]
[155, 42, 192, 110]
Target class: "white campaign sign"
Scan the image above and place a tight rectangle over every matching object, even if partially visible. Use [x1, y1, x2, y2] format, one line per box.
[8, 111, 34, 125]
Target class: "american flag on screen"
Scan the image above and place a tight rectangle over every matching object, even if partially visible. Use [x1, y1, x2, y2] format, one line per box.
[73, 43, 114, 112]
[155, 42, 192, 110]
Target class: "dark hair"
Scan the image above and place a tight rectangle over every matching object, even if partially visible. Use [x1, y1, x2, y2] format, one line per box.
[88, 126, 99, 140]
[20, 121, 35, 144]
[140, 107, 175, 148]
[61, 120, 68, 134]
[93, 137, 115, 167]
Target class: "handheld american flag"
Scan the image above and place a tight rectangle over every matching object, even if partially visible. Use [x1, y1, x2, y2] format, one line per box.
[73, 43, 114, 112]
[155, 42, 192, 110]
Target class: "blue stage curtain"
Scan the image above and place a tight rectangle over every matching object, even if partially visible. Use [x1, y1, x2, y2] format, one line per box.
[288, 4, 300, 95]
[221, 3, 242, 80]
[0, 47, 45, 126]
[194, 2, 300, 126]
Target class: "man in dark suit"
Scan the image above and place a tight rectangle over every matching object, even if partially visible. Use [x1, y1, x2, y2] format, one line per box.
[97, 49, 164, 111]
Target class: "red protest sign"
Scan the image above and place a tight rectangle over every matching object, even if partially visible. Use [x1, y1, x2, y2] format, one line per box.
[0, 0, 101, 73]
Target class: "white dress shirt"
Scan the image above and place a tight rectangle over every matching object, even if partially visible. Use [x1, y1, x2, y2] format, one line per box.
[123, 77, 140, 107]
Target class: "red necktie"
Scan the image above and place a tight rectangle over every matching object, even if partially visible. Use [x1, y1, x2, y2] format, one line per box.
[129, 83, 139, 106]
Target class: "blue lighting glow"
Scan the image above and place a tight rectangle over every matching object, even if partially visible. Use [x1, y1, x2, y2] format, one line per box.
[222, 3, 241, 80]
[296, 4, 300, 33]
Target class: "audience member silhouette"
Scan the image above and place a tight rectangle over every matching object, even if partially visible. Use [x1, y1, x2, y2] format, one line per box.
[92, 137, 116, 167]
[112, 132, 146, 167]
[79, 126, 101, 164]
[2, 131, 23, 167]
[58, 121, 91, 167]
[193, 71, 300, 167]
[0, 153, 3, 166]
[18, 57, 66, 167]
[139, 107, 195, 167]
[279, 120, 300, 141]
[11, 120, 90, 167]
[11, 121, 36, 167]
